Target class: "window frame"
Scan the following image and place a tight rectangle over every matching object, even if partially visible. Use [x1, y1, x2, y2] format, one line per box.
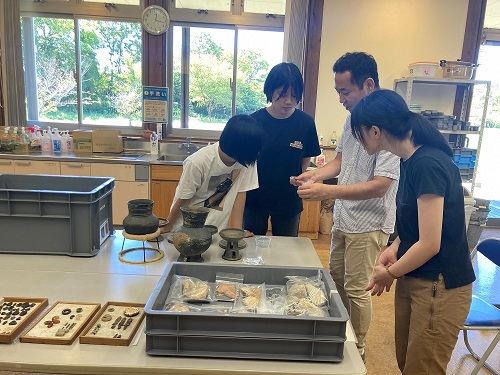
[167, 21, 284, 137]
[19, 0, 285, 137]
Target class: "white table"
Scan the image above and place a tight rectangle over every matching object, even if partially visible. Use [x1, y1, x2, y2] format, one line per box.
[0, 231, 366, 375]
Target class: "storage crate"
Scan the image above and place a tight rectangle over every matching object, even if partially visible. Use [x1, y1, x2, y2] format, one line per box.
[145, 262, 349, 362]
[0, 174, 114, 256]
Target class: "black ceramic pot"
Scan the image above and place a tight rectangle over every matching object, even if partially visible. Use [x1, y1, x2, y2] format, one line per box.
[123, 199, 159, 235]
[172, 206, 212, 262]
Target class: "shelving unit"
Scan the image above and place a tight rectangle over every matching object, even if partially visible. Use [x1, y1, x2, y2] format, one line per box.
[394, 77, 491, 195]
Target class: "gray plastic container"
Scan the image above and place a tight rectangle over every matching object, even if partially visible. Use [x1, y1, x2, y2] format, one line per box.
[0, 173, 114, 256]
[144, 262, 349, 362]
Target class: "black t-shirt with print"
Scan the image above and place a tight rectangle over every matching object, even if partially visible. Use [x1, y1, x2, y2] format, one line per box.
[246, 108, 321, 215]
[396, 146, 475, 289]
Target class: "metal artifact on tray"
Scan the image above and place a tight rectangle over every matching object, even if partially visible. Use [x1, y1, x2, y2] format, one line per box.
[20, 301, 100, 345]
[79, 301, 145, 346]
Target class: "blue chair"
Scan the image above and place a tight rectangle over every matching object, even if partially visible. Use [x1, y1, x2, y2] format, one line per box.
[463, 238, 500, 375]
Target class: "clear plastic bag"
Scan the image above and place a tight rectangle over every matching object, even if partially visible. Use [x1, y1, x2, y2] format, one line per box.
[284, 272, 329, 317]
[214, 272, 243, 302]
[232, 283, 264, 314]
[260, 285, 287, 315]
[166, 275, 214, 304]
[164, 302, 201, 312]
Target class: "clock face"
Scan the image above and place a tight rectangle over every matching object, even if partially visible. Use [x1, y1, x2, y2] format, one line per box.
[142, 5, 170, 35]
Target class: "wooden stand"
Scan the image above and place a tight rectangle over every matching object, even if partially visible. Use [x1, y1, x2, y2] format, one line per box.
[120, 228, 164, 264]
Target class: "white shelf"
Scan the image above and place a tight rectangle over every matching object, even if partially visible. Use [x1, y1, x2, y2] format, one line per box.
[395, 77, 491, 86]
[439, 130, 480, 135]
[394, 77, 491, 195]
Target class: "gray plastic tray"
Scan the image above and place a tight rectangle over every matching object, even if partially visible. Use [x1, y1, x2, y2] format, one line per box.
[0, 174, 114, 256]
[145, 262, 349, 362]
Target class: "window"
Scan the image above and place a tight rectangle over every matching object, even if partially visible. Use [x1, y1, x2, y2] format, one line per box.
[18, 0, 285, 133]
[168, 1, 284, 131]
[171, 26, 283, 130]
[21, 6, 142, 129]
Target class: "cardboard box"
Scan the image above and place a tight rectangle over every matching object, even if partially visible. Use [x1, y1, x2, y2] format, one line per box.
[92, 130, 123, 153]
[73, 130, 93, 153]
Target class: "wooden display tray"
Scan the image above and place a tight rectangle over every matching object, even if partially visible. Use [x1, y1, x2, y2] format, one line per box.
[0, 297, 49, 344]
[80, 301, 145, 346]
[20, 301, 100, 345]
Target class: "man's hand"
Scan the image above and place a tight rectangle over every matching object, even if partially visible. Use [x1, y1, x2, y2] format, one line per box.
[297, 183, 331, 201]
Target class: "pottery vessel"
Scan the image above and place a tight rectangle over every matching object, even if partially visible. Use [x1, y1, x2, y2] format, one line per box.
[172, 206, 212, 262]
[123, 199, 159, 235]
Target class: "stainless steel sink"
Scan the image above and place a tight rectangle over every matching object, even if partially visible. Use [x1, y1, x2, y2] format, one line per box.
[157, 154, 189, 162]
[91, 151, 146, 160]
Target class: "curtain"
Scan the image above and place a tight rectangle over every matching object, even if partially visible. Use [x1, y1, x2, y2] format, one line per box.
[0, 0, 27, 126]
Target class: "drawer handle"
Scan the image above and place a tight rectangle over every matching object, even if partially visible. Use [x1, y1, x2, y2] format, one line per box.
[0, 160, 13, 165]
[66, 163, 85, 168]
[15, 161, 31, 166]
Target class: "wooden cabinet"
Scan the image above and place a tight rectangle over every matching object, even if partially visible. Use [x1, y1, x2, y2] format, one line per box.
[0, 159, 15, 173]
[60, 161, 91, 176]
[12, 159, 60, 175]
[150, 164, 320, 238]
[150, 164, 183, 219]
[91, 163, 149, 225]
[299, 200, 320, 239]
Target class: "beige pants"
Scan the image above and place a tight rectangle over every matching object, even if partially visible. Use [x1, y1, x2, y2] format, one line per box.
[329, 229, 389, 351]
[395, 274, 472, 374]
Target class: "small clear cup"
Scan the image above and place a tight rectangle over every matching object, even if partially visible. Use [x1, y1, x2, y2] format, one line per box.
[242, 236, 270, 265]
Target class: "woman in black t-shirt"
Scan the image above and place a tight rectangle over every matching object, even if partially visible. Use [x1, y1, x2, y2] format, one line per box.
[350, 89, 475, 375]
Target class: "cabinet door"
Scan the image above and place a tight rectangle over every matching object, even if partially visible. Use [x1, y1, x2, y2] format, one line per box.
[61, 162, 91, 176]
[113, 181, 149, 225]
[151, 180, 179, 218]
[14, 160, 60, 175]
[91, 163, 135, 181]
[299, 200, 321, 239]
[0, 159, 15, 173]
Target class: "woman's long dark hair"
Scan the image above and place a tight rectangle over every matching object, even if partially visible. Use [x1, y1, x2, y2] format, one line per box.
[351, 89, 453, 157]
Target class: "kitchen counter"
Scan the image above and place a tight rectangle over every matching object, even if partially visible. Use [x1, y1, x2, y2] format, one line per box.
[0, 151, 155, 164]
[0, 232, 366, 375]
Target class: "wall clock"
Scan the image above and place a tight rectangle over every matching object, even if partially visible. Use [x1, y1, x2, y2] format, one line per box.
[142, 5, 170, 35]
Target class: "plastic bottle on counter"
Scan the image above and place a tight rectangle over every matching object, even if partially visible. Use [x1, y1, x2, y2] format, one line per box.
[52, 129, 62, 153]
[0, 127, 10, 149]
[150, 131, 159, 155]
[41, 130, 52, 154]
[61, 131, 71, 153]
[316, 152, 326, 167]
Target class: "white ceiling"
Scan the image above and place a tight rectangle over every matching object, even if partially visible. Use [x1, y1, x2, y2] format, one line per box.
[485, 0, 500, 29]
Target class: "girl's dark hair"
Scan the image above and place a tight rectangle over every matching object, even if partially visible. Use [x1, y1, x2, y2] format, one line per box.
[219, 114, 264, 167]
[351, 89, 453, 157]
[263, 62, 303, 103]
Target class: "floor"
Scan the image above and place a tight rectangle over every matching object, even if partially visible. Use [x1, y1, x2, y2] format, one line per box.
[311, 227, 500, 375]
[1, 229, 499, 375]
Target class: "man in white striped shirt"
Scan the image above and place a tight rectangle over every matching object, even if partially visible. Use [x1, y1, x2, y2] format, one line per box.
[294, 52, 399, 363]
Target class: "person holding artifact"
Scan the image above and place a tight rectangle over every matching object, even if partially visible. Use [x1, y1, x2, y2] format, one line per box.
[161, 114, 263, 234]
[293, 52, 400, 362]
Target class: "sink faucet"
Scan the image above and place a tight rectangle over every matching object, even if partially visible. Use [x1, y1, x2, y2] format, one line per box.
[179, 137, 198, 153]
